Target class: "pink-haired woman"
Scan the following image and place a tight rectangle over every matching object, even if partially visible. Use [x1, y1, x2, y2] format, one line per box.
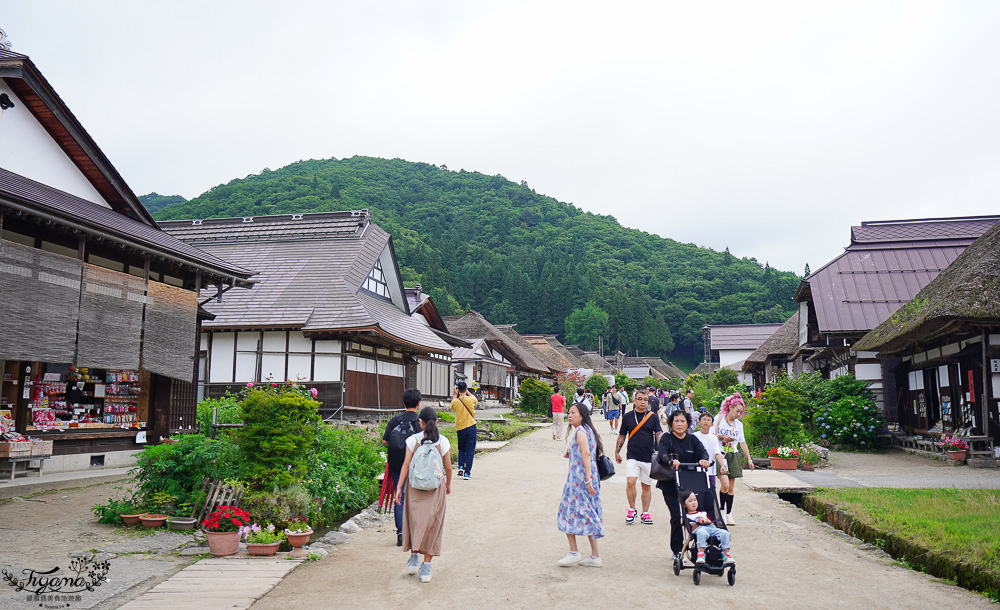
[710, 393, 755, 525]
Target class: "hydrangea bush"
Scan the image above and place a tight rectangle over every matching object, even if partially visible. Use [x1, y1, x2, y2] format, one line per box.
[814, 396, 883, 450]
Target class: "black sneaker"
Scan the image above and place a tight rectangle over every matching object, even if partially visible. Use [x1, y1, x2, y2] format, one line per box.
[396, 533, 403, 547]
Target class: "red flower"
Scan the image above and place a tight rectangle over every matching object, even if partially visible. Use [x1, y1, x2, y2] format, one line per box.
[211, 523, 218, 530]
[231, 518, 241, 526]
[224, 512, 231, 519]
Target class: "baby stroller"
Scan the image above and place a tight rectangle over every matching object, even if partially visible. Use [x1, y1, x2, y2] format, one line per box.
[670, 463, 736, 586]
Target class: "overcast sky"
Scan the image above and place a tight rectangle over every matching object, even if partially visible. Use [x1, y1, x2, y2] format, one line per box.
[6, 1, 1000, 273]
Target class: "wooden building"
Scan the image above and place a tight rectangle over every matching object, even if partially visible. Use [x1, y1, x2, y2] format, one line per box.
[793, 216, 999, 416]
[703, 324, 783, 384]
[0, 48, 254, 471]
[405, 285, 469, 404]
[854, 219, 1000, 451]
[742, 312, 807, 390]
[161, 212, 453, 418]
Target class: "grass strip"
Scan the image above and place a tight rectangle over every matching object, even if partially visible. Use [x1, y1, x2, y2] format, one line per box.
[806, 488, 1000, 599]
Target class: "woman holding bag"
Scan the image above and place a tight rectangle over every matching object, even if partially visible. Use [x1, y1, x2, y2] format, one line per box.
[655, 411, 710, 560]
[556, 403, 605, 567]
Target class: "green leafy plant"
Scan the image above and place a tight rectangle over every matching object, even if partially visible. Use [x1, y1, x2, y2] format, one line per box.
[436, 410, 455, 423]
[129, 434, 236, 506]
[196, 393, 242, 435]
[743, 386, 808, 455]
[148, 492, 178, 515]
[584, 373, 609, 397]
[240, 522, 285, 544]
[814, 396, 883, 450]
[797, 443, 823, 466]
[516, 378, 552, 413]
[91, 498, 144, 524]
[302, 426, 382, 525]
[237, 386, 321, 490]
[711, 368, 739, 390]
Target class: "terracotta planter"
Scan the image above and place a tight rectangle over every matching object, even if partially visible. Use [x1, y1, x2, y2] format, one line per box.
[246, 542, 281, 556]
[206, 531, 241, 557]
[799, 461, 815, 472]
[769, 457, 799, 470]
[121, 513, 143, 527]
[946, 450, 966, 461]
[168, 517, 198, 531]
[139, 514, 168, 528]
[285, 529, 313, 558]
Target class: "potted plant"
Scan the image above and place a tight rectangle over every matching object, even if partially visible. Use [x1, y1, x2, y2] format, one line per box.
[139, 513, 168, 528]
[767, 446, 801, 470]
[284, 516, 313, 558]
[241, 523, 285, 556]
[120, 504, 145, 527]
[939, 436, 969, 462]
[202, 505, 252, 556]
[797, 444, 823, 471]
[168, 502, 198, 531]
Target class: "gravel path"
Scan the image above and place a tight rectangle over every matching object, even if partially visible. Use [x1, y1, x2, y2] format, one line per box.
[788, 449, 1000, 488]
[253, 428, 991, 609]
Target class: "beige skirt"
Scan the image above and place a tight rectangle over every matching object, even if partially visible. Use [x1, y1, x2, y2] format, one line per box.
[402, 482, 447, 556]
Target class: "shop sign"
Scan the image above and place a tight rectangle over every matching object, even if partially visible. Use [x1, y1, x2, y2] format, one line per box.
[991, 359, 1000, 373]
[2, 554, 110, 600]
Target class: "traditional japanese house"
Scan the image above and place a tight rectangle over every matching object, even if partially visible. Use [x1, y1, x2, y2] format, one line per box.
[444, 311, 553, 403]
[161, 211, 453, 418]
[742, 312, 807, 390]
[518, 334, 589, 376]
[405, 285, 468, 404]
[619, 357, 686, 382]
[854, 219, 1000, 452]
[704, 324, 783, 384]
[793, 216, 999, 417]
[0, 47, 254, 471]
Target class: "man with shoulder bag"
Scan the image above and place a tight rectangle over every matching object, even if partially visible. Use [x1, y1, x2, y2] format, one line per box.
[614, 388, 663, 525]
[382, 388, 422, 546]
[451, 381, 478, 481]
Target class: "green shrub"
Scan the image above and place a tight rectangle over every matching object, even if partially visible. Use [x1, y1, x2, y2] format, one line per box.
[663, 377, 685, 391]
[437, 410, 455, 423]
[815, 396, 883, 451]
[302, 426, 383, 524]
[241, 483, 316, 525]
[712, 368, 739, 390]
[584, 374, 609, 396]
[129, 434, 237, 505]
[742, 386, 808, 455]
[92, 497, 144, 524]
[196, 393, 242, 435]
[690, 379, 713, 410]
[237, 387, 321, 490]
[517, 378, 552, 413]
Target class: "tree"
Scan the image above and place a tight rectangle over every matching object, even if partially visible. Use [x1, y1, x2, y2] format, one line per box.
[564, 300, 610, 350]
[584, 373, 609, 396]
[804, 263, 811, 276]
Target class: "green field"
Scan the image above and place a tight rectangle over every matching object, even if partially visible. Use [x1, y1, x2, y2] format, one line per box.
[810, 488, 1000, 597]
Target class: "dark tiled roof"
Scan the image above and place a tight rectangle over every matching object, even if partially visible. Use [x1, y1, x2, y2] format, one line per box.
[443, 312, 551, 374]
[0, 168, 253, 281]
[744, 311, 800, 368]
[851, 217, 1000, 244]
[0, 49, 29, 60]
[854, 219, 1000, 353]
[708, 324, 783, 350]
[162, 213, 450, 353]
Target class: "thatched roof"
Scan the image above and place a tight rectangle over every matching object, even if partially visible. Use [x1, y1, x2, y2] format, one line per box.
[744, 311, 800, 370]
[443, 312, 552, 374]
[854, 219, 1000, 354]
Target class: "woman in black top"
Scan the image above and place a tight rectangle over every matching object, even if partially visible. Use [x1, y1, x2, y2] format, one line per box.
[656, 411, 710, 558]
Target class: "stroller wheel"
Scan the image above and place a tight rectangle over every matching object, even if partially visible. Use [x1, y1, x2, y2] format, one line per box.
[727, 566, 736, 586]
[693, 569, 701, 586]
[672, 554, 681, 576]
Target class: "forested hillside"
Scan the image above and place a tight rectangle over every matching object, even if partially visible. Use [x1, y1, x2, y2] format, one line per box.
[150, 156, 799, 365]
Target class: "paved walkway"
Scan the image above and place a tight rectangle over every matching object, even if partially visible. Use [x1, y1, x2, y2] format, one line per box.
[118, 556, 299, 609]
[253, 427, 991, 609]
[785, 449, 1000, 489]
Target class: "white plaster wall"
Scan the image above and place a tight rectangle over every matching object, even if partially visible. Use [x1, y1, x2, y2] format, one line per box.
[0, 83, 111, 207]
[855, 363, 882, 381]
[719, 348, 754, 368]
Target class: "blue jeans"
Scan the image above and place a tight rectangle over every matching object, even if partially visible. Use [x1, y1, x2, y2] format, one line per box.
[694, 524, 731, 549]
[457, 425, 477, 474]
[390, 471, 406, 534]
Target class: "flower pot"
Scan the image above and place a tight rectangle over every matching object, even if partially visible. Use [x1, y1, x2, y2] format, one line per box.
[139, 514, 168, 528]
[206, 531, 241, 557]
[946, 450, 966, 462]
[799, 461, 815, 472]
[769, 457, 799, 470]
[246, 542, 281, 556]
[168, 517, 198, 531]
[121, 513, 143, 527]
[285, 529, 313, 558]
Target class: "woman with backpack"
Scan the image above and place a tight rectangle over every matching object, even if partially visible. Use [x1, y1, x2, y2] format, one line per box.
[556, 402, 605, 567]
[395, 406, 452, 583]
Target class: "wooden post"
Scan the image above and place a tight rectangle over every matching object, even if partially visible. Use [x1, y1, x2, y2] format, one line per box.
[982, 329, 990, 437]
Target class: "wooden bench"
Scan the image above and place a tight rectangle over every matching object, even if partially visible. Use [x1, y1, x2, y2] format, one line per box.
[0, 455, 49, 480]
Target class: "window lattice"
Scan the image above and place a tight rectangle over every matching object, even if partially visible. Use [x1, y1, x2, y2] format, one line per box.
[362, 260, 389, 298]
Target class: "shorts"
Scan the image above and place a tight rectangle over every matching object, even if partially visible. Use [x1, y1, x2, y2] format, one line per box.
[715, 461, 729, 477]
[605, 409, 619, 420]
[625, 459, 654, 486]
[724, 452, 744, 479]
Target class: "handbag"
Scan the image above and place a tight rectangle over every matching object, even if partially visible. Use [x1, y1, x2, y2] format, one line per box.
[597, 454, 615, 481]
[649, 451, 675, 481]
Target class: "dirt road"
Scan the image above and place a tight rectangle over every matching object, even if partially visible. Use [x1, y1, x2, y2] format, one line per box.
[254, 427, 991, 609]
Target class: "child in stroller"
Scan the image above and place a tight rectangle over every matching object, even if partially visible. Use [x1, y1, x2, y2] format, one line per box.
[682, 489, 734, 565]
[669, 464, 736, 586]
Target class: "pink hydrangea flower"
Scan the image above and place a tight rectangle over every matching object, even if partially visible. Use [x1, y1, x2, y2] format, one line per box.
[310, 388, 318, 398]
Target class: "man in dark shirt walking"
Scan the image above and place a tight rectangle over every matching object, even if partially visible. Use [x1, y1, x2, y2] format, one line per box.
[382, 388, 422, 546]
[614, 388, 662, 525]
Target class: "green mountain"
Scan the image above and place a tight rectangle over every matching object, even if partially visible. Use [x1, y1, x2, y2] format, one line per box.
[139, 192, 188, 213]
[151, 156, 799, 364]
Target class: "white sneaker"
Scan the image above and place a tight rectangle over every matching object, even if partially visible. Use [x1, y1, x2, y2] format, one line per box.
[558, 552, 583, 566]
[579, 556, 602, 567]
[725, 513, 735, 526]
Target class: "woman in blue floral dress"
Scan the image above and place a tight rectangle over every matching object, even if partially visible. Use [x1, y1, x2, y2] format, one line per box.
[557, 403, 605, 567]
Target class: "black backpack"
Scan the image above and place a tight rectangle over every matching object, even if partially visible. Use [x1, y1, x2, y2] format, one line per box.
[387, 416, 420, 472]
